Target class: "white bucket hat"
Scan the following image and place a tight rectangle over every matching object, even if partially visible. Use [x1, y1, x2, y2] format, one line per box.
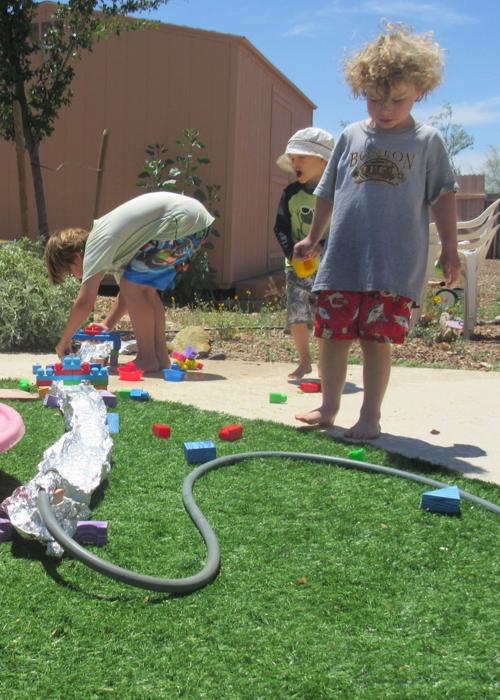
[276, 127, 334, 173]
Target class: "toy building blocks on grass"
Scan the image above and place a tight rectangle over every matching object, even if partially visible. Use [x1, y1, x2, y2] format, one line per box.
[107, 413, 120, 434]
[43, 393, 59, 408]
[18, 378, 31, 391]
[99, 390, 117, 408]
[130, 388, 150, 401]
[184, 440, 217, 464]
[0, 518, 13, 542]
[218, 424, 244, 441]
[33, 356, 109, 390]
[74, 520, 108, 546]
[348, 448, 366, 462]
[152, 423, 172, 439]
[269, 392, 287, 404]
[421, 486, 461, 515]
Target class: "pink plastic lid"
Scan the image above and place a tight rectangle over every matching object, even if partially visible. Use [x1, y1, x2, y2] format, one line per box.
[0, 403, 25, 453]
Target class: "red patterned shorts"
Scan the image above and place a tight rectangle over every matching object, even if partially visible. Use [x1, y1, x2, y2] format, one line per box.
[314, 290, 413, 344]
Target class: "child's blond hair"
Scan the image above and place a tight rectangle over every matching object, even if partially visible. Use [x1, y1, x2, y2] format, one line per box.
[344, 23, 444, 98]
[44, 228, 89, 284]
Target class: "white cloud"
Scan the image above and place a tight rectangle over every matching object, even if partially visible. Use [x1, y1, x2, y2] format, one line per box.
[283, 23, 317, 37]
[315, 0, 476, 25]
[361, 1, 475, 25]
[414, 97, 500, 126]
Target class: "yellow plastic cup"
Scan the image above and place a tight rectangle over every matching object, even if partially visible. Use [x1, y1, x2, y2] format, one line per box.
[291, 256, 320, 278]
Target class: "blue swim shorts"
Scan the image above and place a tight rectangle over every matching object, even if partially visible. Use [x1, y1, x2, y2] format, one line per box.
[122, 226, 211, 290]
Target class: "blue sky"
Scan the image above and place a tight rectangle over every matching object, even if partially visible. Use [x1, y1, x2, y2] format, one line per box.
[145, 0, 500, 174]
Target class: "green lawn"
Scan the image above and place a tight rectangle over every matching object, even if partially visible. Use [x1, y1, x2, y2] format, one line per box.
[1, 381, 499, 699]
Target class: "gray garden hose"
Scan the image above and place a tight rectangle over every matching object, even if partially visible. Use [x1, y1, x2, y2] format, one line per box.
[37, 450, 500, 594]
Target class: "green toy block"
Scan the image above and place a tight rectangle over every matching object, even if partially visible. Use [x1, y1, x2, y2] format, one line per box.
[348, 448, 366, 461]
[18, 378, 31, 391]
[117, 388, 132, 398]
[269, 392, 287, 404]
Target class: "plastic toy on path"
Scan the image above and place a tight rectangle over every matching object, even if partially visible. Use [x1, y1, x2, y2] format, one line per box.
[117, 362, 144, 382]
[299, 381, 321, 393]
[218, 424, 244, 441]
[163, 368, 185, 382]
[0, 403, 25, 453]
[269, 392, 287, 404]
[171, 348, 204, 372]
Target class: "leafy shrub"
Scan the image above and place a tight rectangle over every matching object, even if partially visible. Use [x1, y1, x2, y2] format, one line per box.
[0, 238, 79, 351]
[136, 129, 221, 304]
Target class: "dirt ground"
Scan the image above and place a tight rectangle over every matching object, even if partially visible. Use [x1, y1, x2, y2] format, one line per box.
[95, 259, 500, 371]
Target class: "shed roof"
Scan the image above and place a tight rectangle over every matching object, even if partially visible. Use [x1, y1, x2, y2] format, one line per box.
[36, 1, 316, 109]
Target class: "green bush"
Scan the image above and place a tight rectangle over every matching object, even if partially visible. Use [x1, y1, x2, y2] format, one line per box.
[0, 238, 79, 352]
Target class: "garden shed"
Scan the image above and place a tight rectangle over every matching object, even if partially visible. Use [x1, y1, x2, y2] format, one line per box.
[0, 2, 315, 291]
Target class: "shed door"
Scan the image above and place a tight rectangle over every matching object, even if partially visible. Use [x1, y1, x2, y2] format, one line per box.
[268, 90, 293, 271]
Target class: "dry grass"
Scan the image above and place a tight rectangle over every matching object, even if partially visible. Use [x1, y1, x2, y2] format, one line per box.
[95, 259, 500, 371]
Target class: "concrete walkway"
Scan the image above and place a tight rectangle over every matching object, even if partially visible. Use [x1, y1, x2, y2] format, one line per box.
[1, 353, 500, 485]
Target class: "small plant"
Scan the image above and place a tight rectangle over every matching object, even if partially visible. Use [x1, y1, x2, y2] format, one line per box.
[0, 238, 80, 351]
[136, 129, 221, 303]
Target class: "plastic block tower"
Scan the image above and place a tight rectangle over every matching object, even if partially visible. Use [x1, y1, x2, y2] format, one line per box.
[184, 440, 217, 464]
[72, 325, 122, 370]
[33, 356, 109, 391]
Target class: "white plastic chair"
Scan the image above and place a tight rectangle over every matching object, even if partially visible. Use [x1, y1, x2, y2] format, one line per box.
[413, 198, 500, 338]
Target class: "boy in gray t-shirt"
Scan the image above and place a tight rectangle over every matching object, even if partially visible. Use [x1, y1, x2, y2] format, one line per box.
[294, 25, 461, 440]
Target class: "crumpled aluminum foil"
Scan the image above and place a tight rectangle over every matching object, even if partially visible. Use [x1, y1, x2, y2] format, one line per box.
[2, 383, 113, 556]
[79, 339, 113, 363]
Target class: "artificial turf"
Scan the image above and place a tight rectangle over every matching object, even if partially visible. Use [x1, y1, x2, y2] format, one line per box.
[0, 381, 499, 699]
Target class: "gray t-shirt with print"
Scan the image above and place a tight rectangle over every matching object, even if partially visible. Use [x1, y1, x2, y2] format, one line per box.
[313, 120, 457, 302]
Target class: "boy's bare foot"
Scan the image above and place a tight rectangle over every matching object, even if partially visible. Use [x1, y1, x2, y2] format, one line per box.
[344, 417, 381, 441]
[288, 362, 312, 381]
[295, 408, 335, 426]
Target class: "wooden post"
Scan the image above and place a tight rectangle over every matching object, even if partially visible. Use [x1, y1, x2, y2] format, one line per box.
[12, 100, 29, 237]
[93, 129, 109, 223]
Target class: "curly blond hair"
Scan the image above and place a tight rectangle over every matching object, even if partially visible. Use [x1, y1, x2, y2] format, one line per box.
[344, 24, 444, 97]
[44, 227, 89, 285]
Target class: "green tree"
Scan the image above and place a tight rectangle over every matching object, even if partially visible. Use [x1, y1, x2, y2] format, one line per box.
[484, 145, 500, 193]
[428, 103, 474, 174]
[0, 1, 169, 238]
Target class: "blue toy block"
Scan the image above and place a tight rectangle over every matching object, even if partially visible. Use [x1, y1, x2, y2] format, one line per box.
[63, 355, 82, 370]
[163, 368, 185, 382]
[184, 440, 217, 464]
[130, 388, 150, 401]
[421, 485, 461, 515]
[43, 394, 59, 408]
[73, 329, 122, 352]
[99, 390, 117, 408]
[107, 412, 120, 434]
[32, 363, 42, 374]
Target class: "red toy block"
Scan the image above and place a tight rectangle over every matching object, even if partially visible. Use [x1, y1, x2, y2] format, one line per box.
[218, 423, 244, 441]
[299, 381, 322, 393]
[152, 423, 171, 439]
[85, 323, 103, 336]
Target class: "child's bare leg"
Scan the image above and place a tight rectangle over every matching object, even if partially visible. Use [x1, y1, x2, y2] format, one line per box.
[317, 337, 324, 379]
[151, 291, 170, 369]
[120, 279, 160, 372]
[345, 340, 391, 440]
[288, 323, 312, 380]
[295, 339, 351, 425]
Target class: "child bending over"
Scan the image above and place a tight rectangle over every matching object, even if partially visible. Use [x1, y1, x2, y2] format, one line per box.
[294, 24, 461, 439]
[45, 192, 214, 373]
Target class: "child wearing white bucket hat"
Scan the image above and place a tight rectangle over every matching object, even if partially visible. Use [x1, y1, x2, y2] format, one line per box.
[274, 126, 334, 381]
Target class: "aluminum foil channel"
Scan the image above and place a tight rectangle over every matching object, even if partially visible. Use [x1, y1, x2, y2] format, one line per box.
[2, 383, 113, 556]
